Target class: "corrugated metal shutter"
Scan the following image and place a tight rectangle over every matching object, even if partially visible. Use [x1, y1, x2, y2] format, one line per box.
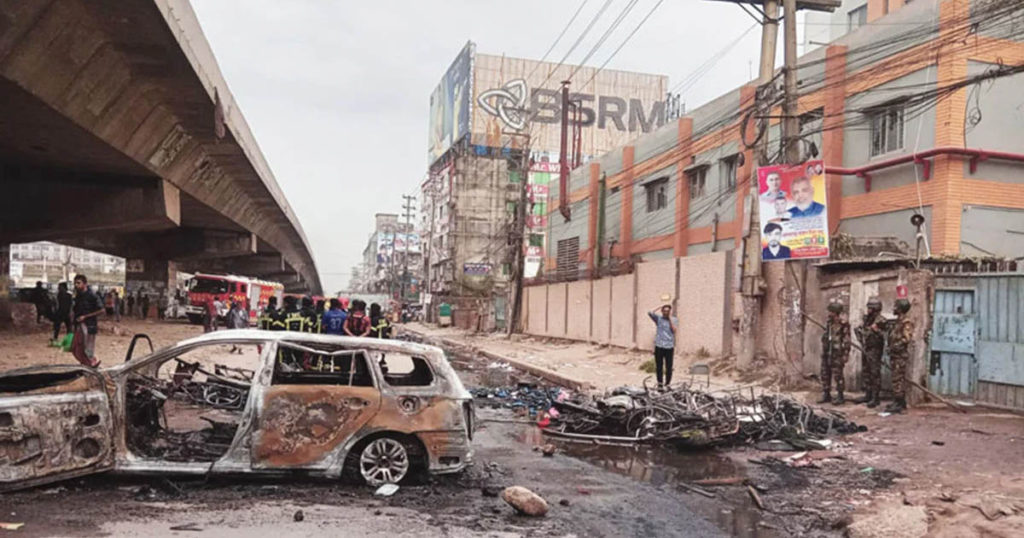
[556, 237, 579, 280]
[975, 275, 1024, 409]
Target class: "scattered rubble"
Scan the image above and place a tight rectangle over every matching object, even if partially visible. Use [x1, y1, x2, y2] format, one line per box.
[501, 486, 549, 517]
[374, 484, 400, 497]
[470, 384, 562, 416]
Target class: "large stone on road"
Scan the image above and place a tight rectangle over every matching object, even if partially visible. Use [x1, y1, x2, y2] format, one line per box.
[847, 505, 928, 538]
[501, 486, 549, 517]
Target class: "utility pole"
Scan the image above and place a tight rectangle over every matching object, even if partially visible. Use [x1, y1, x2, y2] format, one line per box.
[737, 0, 780, 367]
[507, 135, 531, 336]
[400, 194, 415, 305]
[781, 0, 808, 361]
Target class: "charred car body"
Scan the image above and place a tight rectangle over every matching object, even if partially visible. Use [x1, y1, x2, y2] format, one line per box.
[0, 331, 474, 491]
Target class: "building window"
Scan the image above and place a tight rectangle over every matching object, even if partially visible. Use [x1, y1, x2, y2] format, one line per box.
[869, 103, 905, 157]
[847, 5, 867, 32]
[799, 107, 824, 134]
[644, 177, 668, 213]
[719, 156, 738, 194]
[687, 167, 707, 200]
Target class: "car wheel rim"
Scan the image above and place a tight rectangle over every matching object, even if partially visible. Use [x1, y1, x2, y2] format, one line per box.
[359, 438, 409, 486]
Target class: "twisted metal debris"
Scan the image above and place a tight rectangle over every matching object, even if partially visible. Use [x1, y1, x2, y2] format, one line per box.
[539, 381, 864, 447]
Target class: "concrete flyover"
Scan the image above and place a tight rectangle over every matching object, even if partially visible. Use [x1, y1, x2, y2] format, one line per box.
[0, 0, 321, 301]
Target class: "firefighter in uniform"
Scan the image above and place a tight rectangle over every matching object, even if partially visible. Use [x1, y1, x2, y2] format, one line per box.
[300, 296, 320, 333]
[886, 298, 914, 414]
[854, 297, 885, 408]
[259, 296, 279, 331]
[819, 302, 851, 405]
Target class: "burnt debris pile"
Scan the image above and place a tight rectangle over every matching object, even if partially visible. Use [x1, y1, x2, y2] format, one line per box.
[476, 383, 865, 448]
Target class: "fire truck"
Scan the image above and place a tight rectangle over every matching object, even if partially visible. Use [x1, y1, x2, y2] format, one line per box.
[185, 273, 284, 325]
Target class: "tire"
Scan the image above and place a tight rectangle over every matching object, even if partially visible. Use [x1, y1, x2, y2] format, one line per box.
[187, 314, 203, 325]
[357, 436, 412, 486]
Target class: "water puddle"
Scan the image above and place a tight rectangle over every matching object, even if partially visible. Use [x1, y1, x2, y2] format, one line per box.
[438, 341, 775, 537]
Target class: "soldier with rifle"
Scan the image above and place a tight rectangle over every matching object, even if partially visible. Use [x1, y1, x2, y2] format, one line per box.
[886, 298, 914, 414]
[819, 302, 851, 405]
[854, 297, 885, 408]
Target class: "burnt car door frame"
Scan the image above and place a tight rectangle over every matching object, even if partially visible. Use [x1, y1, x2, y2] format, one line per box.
[109, 337, 278, 475]
[249, 340, 383, 471]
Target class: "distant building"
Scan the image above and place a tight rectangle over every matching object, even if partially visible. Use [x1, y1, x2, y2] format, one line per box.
[421, 41, 667, 329]
[8, 242, 124, 289]
[354, 213, 422, 302]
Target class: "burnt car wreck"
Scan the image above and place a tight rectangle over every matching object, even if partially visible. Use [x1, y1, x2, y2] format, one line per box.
[0, 331, 474, 491]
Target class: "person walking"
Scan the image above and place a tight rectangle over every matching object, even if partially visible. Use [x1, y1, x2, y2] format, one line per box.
[886, 299, 914, 414]
[368, 303, 392, 339]
[344, 300, 371, 337]
[112, 290, 121, 323]
[71, 274, 104, 368]
[854, 297, 885, 408]
[126, 293, 135, 320]
[321, 299, 347, 336]
[157, 293, 169, 321]
[819, 302, 851, 405]
[32, 281, 53, 324]
[204, 296, 218, 333]
[647, 304, 678, 390]
[227, 301, 248, 354]
[52, 282, 73, 343]
[140, 291, 150, 320]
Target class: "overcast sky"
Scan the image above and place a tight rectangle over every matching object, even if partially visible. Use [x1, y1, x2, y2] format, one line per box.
[191, 0, 797, 294]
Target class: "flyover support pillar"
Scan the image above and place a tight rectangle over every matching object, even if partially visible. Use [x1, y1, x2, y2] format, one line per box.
[125, 259, 178, 318]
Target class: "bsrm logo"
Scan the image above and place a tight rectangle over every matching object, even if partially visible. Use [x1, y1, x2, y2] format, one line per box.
[477, 78, 665, 133]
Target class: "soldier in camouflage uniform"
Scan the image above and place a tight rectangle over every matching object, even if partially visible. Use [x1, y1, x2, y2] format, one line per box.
[886, 298, 914, 413]
[854, 297, 885, 408]
[818, 302, 851, 405]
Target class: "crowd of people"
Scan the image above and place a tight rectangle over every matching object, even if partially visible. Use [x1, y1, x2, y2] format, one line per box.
[253, 296, 393, 339]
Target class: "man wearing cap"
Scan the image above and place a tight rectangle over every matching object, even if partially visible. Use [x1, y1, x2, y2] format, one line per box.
[886, 299, 914, 413]
[819, 302, 851, 405]
[854, 297, 885, 407]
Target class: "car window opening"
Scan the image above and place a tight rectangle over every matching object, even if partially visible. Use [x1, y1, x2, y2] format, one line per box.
[381, 355, 435, 387]
[125, 345, 259, 463]
[0, 370, 94, 394]
[273, 342, 374, 387]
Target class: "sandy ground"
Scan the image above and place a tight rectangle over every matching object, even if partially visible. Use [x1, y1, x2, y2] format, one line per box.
[403, 322, 740, 392]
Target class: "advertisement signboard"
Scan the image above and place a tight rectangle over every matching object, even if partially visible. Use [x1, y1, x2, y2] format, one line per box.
[393, 233, 422, 254]
[757, 160, 830, 261]
[472, 53, 667, 157]
[463, 262, 492, 276]
[428, 42, 474, 164]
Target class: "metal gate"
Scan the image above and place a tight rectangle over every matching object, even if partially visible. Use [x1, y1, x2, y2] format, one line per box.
[928, 290, 977, 397]
[975, 275, 1024, 408]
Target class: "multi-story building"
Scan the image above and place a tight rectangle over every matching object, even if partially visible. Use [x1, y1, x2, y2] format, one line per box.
[535, 0, 1024, 358]
[421, 41, 668, 329]
[356, 213, 422, 301]
[8, 242, 124, 289]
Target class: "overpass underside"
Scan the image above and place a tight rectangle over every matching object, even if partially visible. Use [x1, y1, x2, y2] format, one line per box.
[0, 0, 320, 305]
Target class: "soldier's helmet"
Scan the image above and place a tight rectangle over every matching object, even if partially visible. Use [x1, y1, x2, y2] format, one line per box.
[827, 302, 844, 314]
[866, 297, 882, 310]
[894, 298, 911, 314]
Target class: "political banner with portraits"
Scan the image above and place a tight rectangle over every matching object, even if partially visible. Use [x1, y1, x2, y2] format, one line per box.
[757, 160, 830, 261]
